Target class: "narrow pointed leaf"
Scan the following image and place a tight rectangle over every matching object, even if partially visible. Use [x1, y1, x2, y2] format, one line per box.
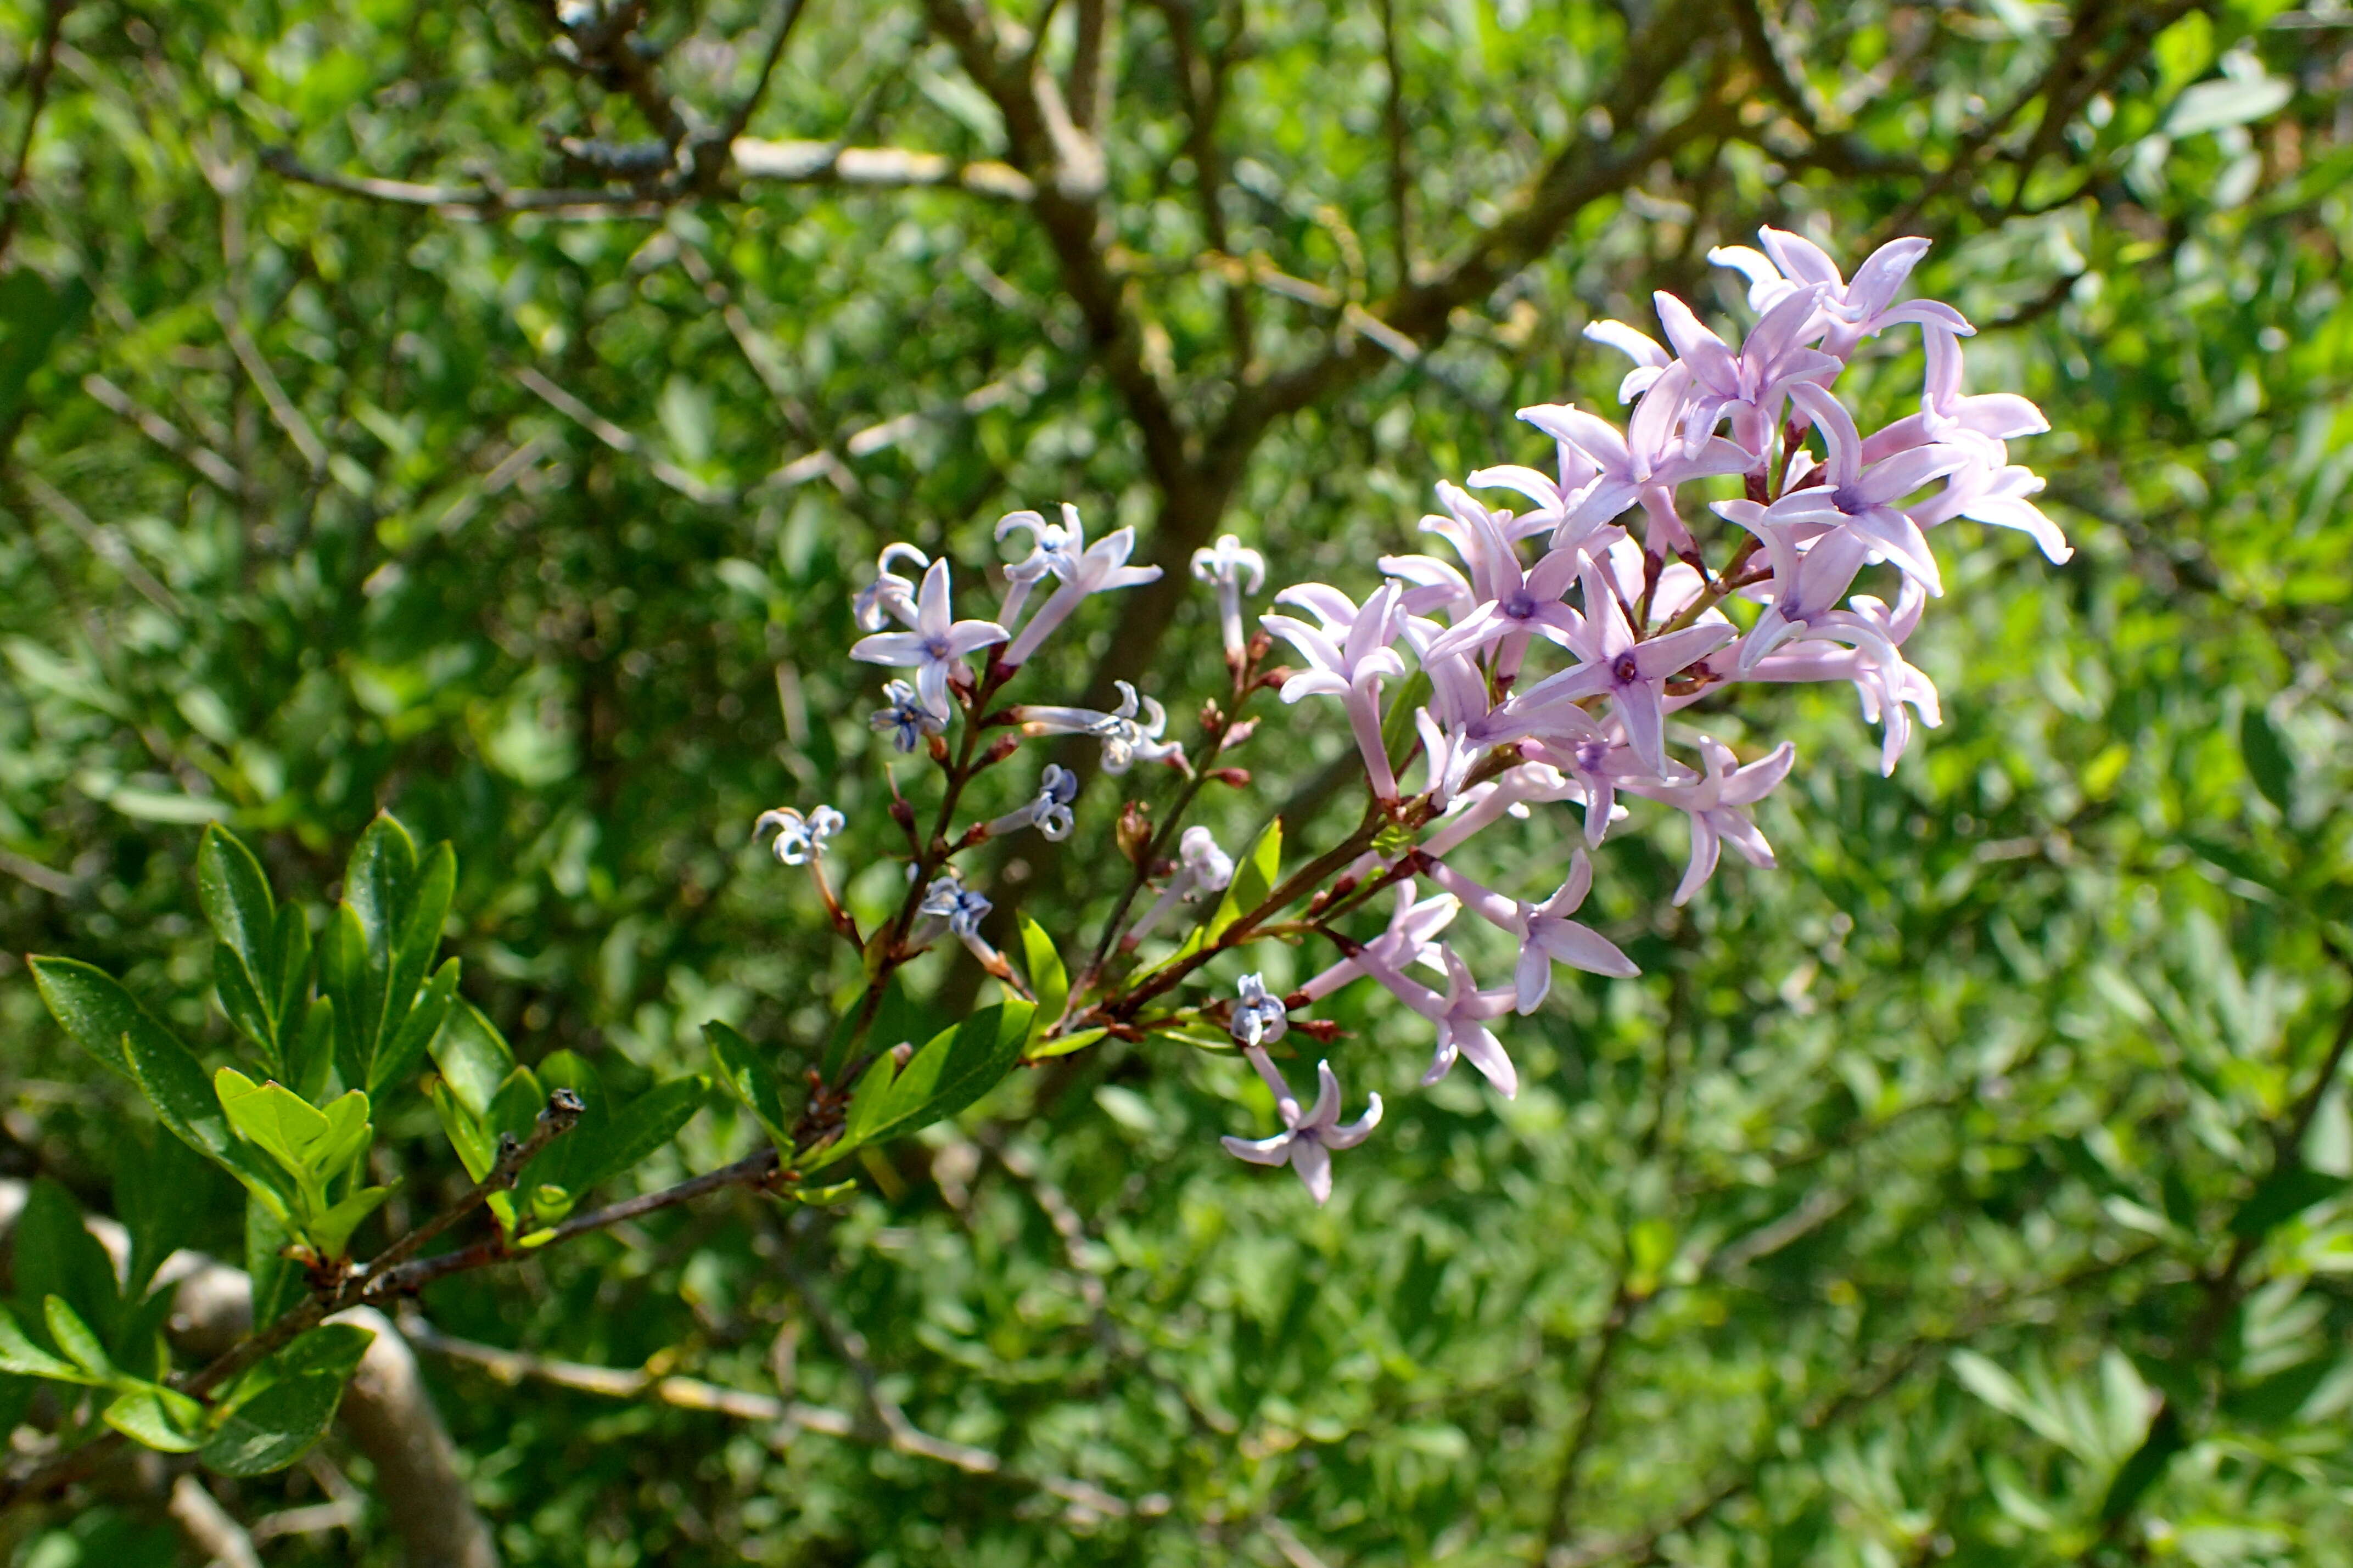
[201, 1373, 346, 1476]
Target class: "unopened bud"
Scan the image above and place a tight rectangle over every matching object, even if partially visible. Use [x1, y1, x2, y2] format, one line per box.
[1256, 665, 1293, 692]
[1207, 767, 1251, 788]
[1219, 718, 1259, 752]
[928, 734, 951, 763]
[982, 735, 1020, 766]
[1199, 699, 1225, 729]
[1246, 630, 1272, 663]
[1295, 1018, 1342, 1042]
[889, 797, 916, 830]
[1116, 800, 1154, 864]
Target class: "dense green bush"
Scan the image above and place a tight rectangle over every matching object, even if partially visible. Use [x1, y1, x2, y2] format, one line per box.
[1, 0, 2349, 1563]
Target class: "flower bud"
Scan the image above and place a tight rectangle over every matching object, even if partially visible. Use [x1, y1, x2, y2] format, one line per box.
[1207, 767, 1251, 788]
[1116, 800, 1153, 864]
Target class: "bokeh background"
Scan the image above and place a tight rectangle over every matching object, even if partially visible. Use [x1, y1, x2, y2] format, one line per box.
[3, 0, 2351, 1563]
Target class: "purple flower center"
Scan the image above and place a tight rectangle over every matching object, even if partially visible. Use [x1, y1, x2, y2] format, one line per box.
[1611, 652, 1642, 685]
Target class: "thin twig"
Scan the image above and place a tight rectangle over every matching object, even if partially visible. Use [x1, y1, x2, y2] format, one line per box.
[0, 0, 72, 263]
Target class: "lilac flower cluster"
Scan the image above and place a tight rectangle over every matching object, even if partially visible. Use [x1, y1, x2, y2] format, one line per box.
[759, 229, 2064, 1208]
[1241, 229, 2065, 1197]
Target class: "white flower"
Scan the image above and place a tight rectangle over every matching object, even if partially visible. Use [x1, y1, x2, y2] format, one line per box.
[1000, 505, 1163, 666]
[1229, 973, 1290, 1048]
[849, 559, 1009, 720]
[1191, 534, 1267, 658]
[985, 764, 1080, 841]
[754, 805, 845, 865]
[851, 543, 932, 633]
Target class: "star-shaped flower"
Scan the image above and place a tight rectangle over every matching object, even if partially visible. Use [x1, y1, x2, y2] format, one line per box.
[1221, 1050, 1382, 1204]
[850, 559, 1009, 720]
[1624, 735, 1795, 906]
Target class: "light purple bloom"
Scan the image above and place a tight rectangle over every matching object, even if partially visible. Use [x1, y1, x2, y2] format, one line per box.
[918, 874, 993, 939]
[1581, 317, 1674, 403]
[1519, 381, 1753, 555]
[1626, 736, 1795, 906]
[1780, 380, 1973, 597]
[1263, 581, 1411, 799]
[1708, 228, 1971, 358]
[1421, 539, 1587, 666]
[1650, 284, 1841, 456]
[1221, 1049, 1382, 1204]
[1353, 943, 1522, 1098]
[1904, 454, 2073, 564]
[1000, 507, 1163, 666]
[1749, 588, 1941, 774]
[995, 507, 1083, 630]
[1710, 498, 1875, 672]
[1421, 850, 1639, 1012]
[850, 559, 1009, 720]
[1503, 560, 1733, 774]
[1123, 825, 1235, 947]
[1299, 883, 1461, 1000]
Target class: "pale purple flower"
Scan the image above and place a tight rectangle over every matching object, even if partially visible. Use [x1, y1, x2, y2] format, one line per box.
[1123, 825, 1235, 947]
[1299, 883, 1460, 1000]
[1780, 380, 1973, 597]
[1421, 851, 1639, 1012]
[1190, 534, 1267, 658]
[1015, 681, 1187, 774]
[985, 764, 1080, 841]
[1000, 507, 1163, 666]
[1707, 228, 1970, 358]
[1904, 454, 2073, 564]
[1420, 757, 1590, 856]
[754, 804, 845, 865]
[918, 874, 993, 939]
[1749, 587, 1941, 774]
[1582, 317, 1674, 403]
[1650, 284, 1841, 455]
[1710, 498, 1875, 672]
[1866, 323, 2049, 457]
[852, 543, 931, 632]
[1263, 581, 1411, 799]
[1380, 553, 1478, 623]
[850, 559, 1009, 720]
[1503, 561, 1733, 774]
[1411, 707, 1480, 809]
[1229, 973, 1290, 1049]
[1353, 943, 1522, 1098]
[1221, 1049, 1382, 1204]
[1626, 736, 1795, 906]
[1519, 376, 1753, 555]
[995, 507, 1082, 629]
[1422, 539, 1587, 665]
[1520, 724, 1647, 848]
[869, 678, 945, 753]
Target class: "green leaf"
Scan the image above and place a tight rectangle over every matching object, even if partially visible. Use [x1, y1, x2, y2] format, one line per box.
[27, 955, 181, 1078]
[385, 841, 455, 1036]
[1025, 1025, 1107, 1061]
[1207, 817, 1283, 941]
[271, 1323, 376, 1384]
[1021, 918, 1068, 1042]
[197, 823, 276, 996]
[2099, 1404, 2185, 1520]
[104, 1386, 206, 1453]
[0, 1305, 98, 1384]
[200, 1373, 346, 1476]
[525, 1052, 603, 1193]
[0, 269, 90, 430]
[288, 992, 335, 1105]
[116, 1130, 210, 1299]
[705, 1020, 795, 1149]
[2239, 706, 2296, 816]
[215, 1067, 330, 1172]
[322, 901, 370, 1086]
[245, 1199, 302, 1331]
[567, 1076, 709, 1192]
[44, 1296, 115, 1381]
[430, 1001, 515, 1117]
[371, 956, 457, 1099]
[13, 1177, 119, 1340]
[306, 1185, 393, 1260]
[813, 1003, 1035, 1167]
[822, 975, 935, 1079]
[270, 902, 314, 1036]
[212, 941, 277, 1067]
[430, 1078, 497, 1182]
[2229, 1163, 2349, 1239]
[309, 1089, 374, 1180]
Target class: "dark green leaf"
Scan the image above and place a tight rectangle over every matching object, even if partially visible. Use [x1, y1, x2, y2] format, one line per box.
[12, 1177, 119, 1339]
[271, 1323, 376, 1384]
[430, 1001, 515, 1117]
[212, 941, 277, 1067]
[43, 1295, 114, 1380]
[430, 1078, 497, 1183]
[813, 1003, 1034, 1166]
[2239, 706, 2296, 814]
[200, 1372, 346, 1476]
[2099, 1404, 2184, 1521]
[370, 955, 458, 1100]
[245, 1199, 301, 1331]
[2229, 1164, 2349, 1240]
[0, 1305, 96, 1384]
[115, 1129, 210, 1299]
[705, 1020, 795, 1149]
[197, 824, 276, 993]
[568, 1076, 709, 1192]
[1208, 817, 1282, 941]
[385, 841, 455, 1036]
[28, 955, 180, 1078]
[0, 269, 90, 429]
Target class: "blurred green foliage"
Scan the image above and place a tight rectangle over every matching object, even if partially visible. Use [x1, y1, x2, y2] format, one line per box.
[2, 0, 2350, 1563]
